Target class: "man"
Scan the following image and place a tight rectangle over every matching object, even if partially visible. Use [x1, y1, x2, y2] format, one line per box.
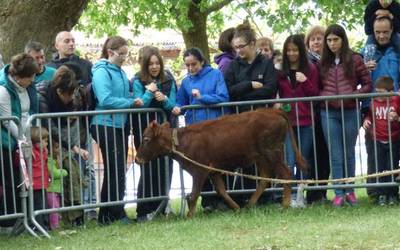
[25, 41, 56, 84]
[362, 16, 400, 203]
[48, 31, 96, 221]
[47, 31, 92, 85]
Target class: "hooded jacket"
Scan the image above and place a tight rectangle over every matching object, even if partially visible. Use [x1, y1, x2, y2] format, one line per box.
[176, 65, 229, 125]
[214, 52, 235, 74]
[91, 59, 134, 128]
[224, 53, 277, 103]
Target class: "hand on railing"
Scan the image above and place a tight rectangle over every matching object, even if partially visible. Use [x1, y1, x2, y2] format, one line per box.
[172, 106, 181, 116]
[363, 119, 371, 130]
[154, 91, 167, 102]
[73, 146, 89, 161]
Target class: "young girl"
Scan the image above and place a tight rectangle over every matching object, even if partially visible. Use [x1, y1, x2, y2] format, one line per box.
[277, 34, 320, 207]
[47, 138, 68, 230]
[319, 24, 372, 207]
[30, 126, 49, 228]
[133, 46, 176, 221]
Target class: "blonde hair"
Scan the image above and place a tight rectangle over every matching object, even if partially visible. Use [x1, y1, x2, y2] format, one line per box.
[305, 25, 325, 50]
[256, 37, 273, 51]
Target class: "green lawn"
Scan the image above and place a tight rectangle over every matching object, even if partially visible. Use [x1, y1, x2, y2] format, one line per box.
[1, 190, 400, 250]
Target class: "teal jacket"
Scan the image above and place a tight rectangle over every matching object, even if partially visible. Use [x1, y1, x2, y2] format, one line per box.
[0, 65, 38, 149]
[47, 157, 68, 193]
[91, 59, 134, 128]
[133, 72, 176, 112]
[34, 66, 56, 85]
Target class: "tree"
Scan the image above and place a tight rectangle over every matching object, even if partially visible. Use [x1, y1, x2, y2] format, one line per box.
[0, 0, 89, 62]
[79, 0, 234, 61]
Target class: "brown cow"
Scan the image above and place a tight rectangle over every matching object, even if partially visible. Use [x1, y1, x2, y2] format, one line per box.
[136, 108, 308, 217]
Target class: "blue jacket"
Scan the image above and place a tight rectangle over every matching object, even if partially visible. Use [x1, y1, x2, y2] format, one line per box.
[133, 72, 177, 112]
[176, 65, 229, 125]
[361, 46, 400, 108]
[91, 59, 134, 128]
[0, 65, 38, 149]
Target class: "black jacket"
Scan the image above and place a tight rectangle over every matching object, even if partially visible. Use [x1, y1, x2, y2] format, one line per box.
[47, 54, 93, 85]
[364, 0, 400, 35]
[224, 53, 277, 102]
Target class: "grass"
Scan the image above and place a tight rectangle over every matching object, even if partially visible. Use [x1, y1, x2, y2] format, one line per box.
[1, 189, 400, 250]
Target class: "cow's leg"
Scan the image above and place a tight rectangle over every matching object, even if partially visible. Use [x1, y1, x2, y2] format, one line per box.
[187, 172, 208, 218]
[274, 150, 292, 208]
[209, 173, 240, 210]
[247, 159, 270, 206]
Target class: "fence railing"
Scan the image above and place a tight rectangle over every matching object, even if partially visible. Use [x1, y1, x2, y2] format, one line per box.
[1, 92, 399, 238]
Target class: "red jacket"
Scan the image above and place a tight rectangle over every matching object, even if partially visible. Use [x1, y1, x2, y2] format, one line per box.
[319, 54, 372, 109]
[31, 144, 49, 190]
[278, 63, 320, 126]
[365, 96, 400, 142]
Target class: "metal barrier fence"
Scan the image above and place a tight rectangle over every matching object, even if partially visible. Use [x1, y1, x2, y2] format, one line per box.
[1, 92, 399, 238]
[179, 92, 400, 207]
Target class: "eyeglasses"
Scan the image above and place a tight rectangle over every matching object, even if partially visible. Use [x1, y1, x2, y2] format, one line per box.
[111, 50, 128, 58]
[233, 42, 251, 50]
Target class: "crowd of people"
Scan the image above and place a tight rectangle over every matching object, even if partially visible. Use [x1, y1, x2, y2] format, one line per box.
[0, 0, 400, 232]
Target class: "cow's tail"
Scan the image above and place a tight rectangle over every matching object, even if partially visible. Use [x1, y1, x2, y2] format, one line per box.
[280, 111, 309, 173]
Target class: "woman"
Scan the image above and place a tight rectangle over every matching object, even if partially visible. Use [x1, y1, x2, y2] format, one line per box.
[214, 27, 236, 74]
[319, 24, 372, 207]
[305, 25, 325, 63]
[133, 46, 176, 222]
[304, 25, 331, 204]
[277, 34, 320, 207]
[36, 65, 89, 225]
[0, 53, 39, 227]
[224, 22, 278, 206]
[172, 47, 229, 211]
[90, 36, 139, 224]
[256, 37, 274, 59]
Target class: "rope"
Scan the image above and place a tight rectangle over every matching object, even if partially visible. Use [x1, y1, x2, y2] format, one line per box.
[172, 149, 400, 185]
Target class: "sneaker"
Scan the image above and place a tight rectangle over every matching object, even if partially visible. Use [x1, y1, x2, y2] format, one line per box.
[388, 195, 397, 205]
[345, 192, 357, 206]
[290, 199, 298, 208]
[332, 195, 344, 207]
[378, 195, 387, 206]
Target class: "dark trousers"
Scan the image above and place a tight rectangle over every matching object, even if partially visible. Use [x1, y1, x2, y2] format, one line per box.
[306, 113, 330, 203]
[91, 125, 127, 223]
[0, 148, 21, 227]
[366, 135, 378, 197]
[32, 189, 47, 229]
[375, 140, 400, 197]
[132, 114, 173, 217]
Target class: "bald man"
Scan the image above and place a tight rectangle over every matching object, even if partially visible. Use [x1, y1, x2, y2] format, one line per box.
[47, 31, 92, 85]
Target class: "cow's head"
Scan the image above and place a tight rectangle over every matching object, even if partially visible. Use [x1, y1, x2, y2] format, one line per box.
[135, 121, 172, 164]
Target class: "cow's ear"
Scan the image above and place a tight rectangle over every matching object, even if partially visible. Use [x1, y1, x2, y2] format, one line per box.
[149, 120, 158, 130]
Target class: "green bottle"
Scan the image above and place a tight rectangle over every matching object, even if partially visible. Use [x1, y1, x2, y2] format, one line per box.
[281, 103, 291, 113]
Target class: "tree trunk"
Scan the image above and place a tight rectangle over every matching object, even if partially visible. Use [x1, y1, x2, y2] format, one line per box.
[180, 4, 210, 62]
[0, 0, 89, 63]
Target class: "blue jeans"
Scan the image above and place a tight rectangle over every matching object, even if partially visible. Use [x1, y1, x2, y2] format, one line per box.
[285, 126, 314, 180]
[321, 109, 359, 196]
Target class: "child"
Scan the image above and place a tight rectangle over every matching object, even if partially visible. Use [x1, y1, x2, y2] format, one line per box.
[46, 138, 68, 230]
[363, 76, 400, 205]
[364, 0, 400, 52]
[30, 127, 50, 229]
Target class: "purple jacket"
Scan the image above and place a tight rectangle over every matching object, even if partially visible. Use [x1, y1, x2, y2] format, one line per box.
[214, 52, 235, 74]
[278, 63, 320, 126]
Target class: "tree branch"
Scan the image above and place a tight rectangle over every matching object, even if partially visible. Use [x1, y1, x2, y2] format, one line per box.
[204, 0, 234, 15]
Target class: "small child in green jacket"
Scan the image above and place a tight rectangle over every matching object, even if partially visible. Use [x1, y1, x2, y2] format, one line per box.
[47, 140, 68, 230]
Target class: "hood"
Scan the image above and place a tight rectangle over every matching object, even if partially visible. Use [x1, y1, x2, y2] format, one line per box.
[214, 52, 235, 65]
[189, 64, 213, 80]
[0, 64, 9, 83]
[92, 59, 121, 74]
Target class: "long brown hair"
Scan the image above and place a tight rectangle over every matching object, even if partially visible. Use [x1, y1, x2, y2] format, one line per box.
[139, 47, 166, 83]
[320, 24, 354, 78]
